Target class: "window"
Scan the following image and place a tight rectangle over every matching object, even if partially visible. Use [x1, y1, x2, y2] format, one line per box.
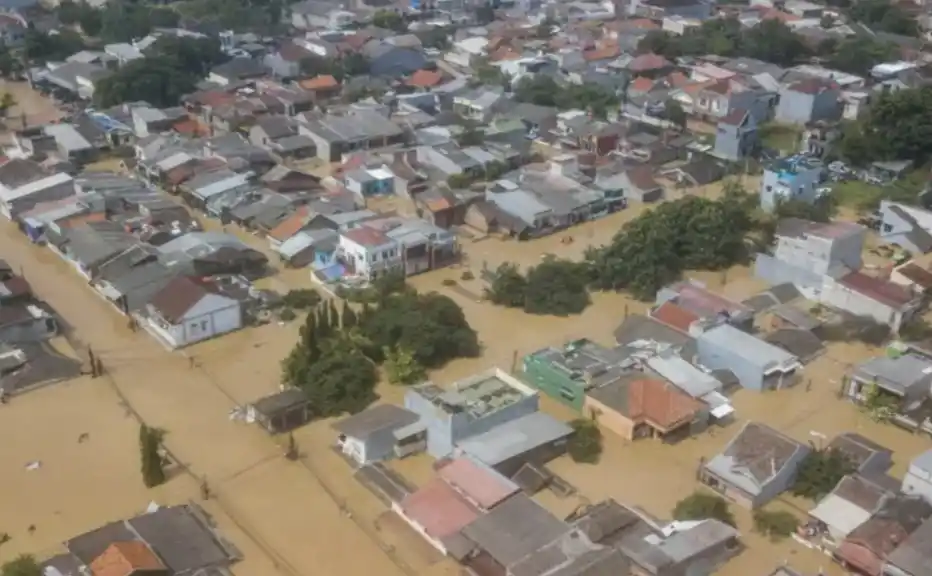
[882, 223, 893, 233]
[559, 386, 576, 402]
[201, 320, 208, 331]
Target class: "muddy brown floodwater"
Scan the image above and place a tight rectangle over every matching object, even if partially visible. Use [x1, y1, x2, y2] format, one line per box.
[3, 175, 926, 576]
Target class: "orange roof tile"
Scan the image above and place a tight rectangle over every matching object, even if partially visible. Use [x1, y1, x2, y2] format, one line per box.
[650, 301, 700, 333]
[667, 71, 690, 88]
[630, 77, 655, 93]
[407, 69, 443, 88]
[628, 378, 703, 430]
[583, 44, 621, 62]
[488, 46, 521, 62]
[268, 206, 310, 242]
[91, 542, 164, 576]
[299, 75, 339, 91]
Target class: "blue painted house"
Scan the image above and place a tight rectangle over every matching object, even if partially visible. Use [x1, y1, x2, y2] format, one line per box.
[760, 154, 824, 212]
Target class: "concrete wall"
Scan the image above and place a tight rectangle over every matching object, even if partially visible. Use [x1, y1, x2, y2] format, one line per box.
[760, 164, 822, 211]
[147, 295, 241, 349]
[584, 394, 635, 439]
[821, 277, 914, 332]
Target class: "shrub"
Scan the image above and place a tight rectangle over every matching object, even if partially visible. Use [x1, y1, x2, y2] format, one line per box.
[139, 424, 166, 488]
[460, 270, 475, 281]
[672, 492, 735, 527]
[282, 288, 320, 309]
[441, 278, 457, 286]
[753, 509, 799, 540]
[279, 308, 296, 321]
[568, 418, 602, 464]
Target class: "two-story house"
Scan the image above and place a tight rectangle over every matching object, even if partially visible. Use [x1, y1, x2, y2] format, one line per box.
[681, 77, 776, 122]
[759, 154, 824, 212]
[714, 108, 759, 160]
[403, 368, 540, 458]
[876, 201, 932, 254]
[776, 78, 841, 125]
[452, 88, 507, 123]
[337, 225, 402, 281]
[755, 218, 865, 298]
[299, 109, 406, 162]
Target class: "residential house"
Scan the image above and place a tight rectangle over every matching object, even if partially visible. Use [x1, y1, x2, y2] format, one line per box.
[656, 280, 755, 329]
[263, 41, 314, 79]
[759, 154, 824, 212]
[338, 226, 402, 281]
[714, 108, 759, 161]
[298, 75, 341, 101]
[0, 299, 57, 343]
[626, 0, 713, 19]
[847, 353, 932, 421]
[452, 87, 507, 123]
[699, 421, 811, 509]
[36, 61, 111, 100]
[0, 172, 76, 220]
[696, 322, 801, 391]
[299, 109, 406, 162]
[248, 388, 312, 434]
[883, 515, 932, 576]
[889, 261, 932, 295]
[679, 77, 776, 123]
[207, 58, 267, 86]
[827, 433, 894, 477]
[89, 541, 168, 576]
[822, 271, 920, 333]
[806, 474, 893, 550]
[616, 517, 741, 576]
[142, 276, 242, 349]
[360, 42, 426, 79]
[383, 218, 457, 276]
[611, 165, 664, 203]
[835, 495, 932, 576]
[90, 245, 185, 315]
[755, 218, 865, 297]
[332, 403, 422, 465]
[52, 221, 140, 280]
[344, 165, 396, 200]
[876, 201, 932, 254]
[403, 368, 540, 459]
[454, 411, 573, 476]
[585, 375, 708, 442]
[14, 123, 100, 164]
[903, 449, 932, 504]
[523, 338, 632, 411]
[627, 53, 674, 78]
[290, 0, 354, 29]
[776, 78, 841, 125]
[460, 494, 570, 573]
[446, 36, 489, 68]
[393, 477, 480, 558]
[131, 106, 189, 138]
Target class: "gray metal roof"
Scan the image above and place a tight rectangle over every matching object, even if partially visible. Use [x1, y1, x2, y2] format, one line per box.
[64, 221, 139, 267]
[456, 411, 572, 467]
[44, 123, 93, 152]
[619, 519, 737, 572]
[157, 232, 248, 261]
[698, 324, 798, 372]
[461, 493, 569, 568]
[127, 505, 235, 574]
[852, 353, 932, 396]
[886, 515, 932, 575]
[330, 404, 419, 439]
[911, 448, 932, 474]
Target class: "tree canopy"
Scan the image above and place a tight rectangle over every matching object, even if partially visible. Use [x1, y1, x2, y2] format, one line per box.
[638, 19, 809, 67]
[848, 0, 919, 36]
[514, 76, 619, 119]
[372, 10, 406, 32]
[139, 424, 166, 488]
[175, 0, 285, 33]
[149, 36, 229, 78]
[672, 492, 736, 526]
[586, 188, 753, 300]
[95, 57, 198, 108]
[524, 258, 591, 316]
[568, 418, 602, 464]
[24, 29, 86, 65]
[753, 509, 799, 540]
[97, 1, 179, 43]
[485, 263, 528, 308]
[792, 448, 856, 500]
[1, 556, 41, 576]
[838, 87, 932, 166]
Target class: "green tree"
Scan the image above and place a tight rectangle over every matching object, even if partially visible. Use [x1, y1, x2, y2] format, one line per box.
[484, 262, 527, 308]
[672, 492, 736, 526]
[447, 173, 473, 189]
[23, 29, 86, 65]
[99, 2, 179, 43]
[372, 10, 406, 32]
[139, 424, 166, 488]
[457, 124, 484, 146]
[0, 93, 16, 118]
[827, 37, 896, 76]
[301, 337, 377, 416]
[523, 258, 590, 316]
[663, 99, 687, 130]
[752, 509, 799, 540]
[849, 0, 918, 36]
[94, 57, 198, 108]
[586, 193, 752, 300]
[384, 346, 426, 385]
[1, 555, 41, 576]
[149, 36, 228, 77]
[418, 27, 451, 50]
[839, 87, 932, 165]
[568, 418, 602, 464]
[862, 380, 899, 422]
[341, 300, 358, 329]
[792, 448, 856, 500]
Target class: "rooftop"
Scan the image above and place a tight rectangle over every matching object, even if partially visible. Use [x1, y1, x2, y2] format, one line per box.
[525, 339, 631, 392]
[698, 324, 799, 373]
[588, 376, 704, 431]
[437, 456, 520, 510]
[401, 478, 480, 542]
[331, 404, 419, 439]
[412, 368, 535, 420]
[851, 353, 932, 396]
[705, 421, 808, 495]
[90, 542, 165, 576]
[838, 271, 915, 308]
[767, 154, 823, 176]
[456, 411, 573, 468]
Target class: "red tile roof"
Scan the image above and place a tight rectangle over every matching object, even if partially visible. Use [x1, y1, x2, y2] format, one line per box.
[628, 53, 670, 73]
[650, 301, 699, 333]
[299, 75, 339, 91]
[583, 44, 620, 62]
[400, 478, 480, 540]
[343, 226, 391, 248]
[789, 77, 838, 95]
[673, 282, 748, 316]
[268, 206, 309, 242]
[406, 69, 443, 88]
[629, 77, 655, 93]
[628, 378, 704, 430]
[718, 108, 748, 126]
[437, 457, 520, 510]
[839, 271, 915, 308]
[90, 542, 165, 576]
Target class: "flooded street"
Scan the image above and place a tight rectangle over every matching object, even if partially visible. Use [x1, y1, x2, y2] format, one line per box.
[2, 170, 928, 576]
